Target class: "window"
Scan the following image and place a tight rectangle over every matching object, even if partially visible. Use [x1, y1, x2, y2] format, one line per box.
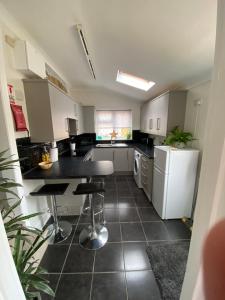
[96, 110, 132, 141]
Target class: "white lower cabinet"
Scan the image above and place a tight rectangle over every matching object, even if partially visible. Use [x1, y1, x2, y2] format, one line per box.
[93, 148, 133, 172]
[141, 155, 153, 200]
[93, 148, 114, 162]
[114, 149, 129, 171]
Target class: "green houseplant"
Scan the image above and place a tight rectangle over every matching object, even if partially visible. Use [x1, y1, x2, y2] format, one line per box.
[164, 126, 194, 148]
[0, 150, 54, 299]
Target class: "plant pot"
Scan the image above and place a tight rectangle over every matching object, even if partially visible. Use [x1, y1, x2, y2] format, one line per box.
[174, 142, 185, 149]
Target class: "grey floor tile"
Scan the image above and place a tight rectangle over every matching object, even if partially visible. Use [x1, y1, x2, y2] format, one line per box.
[104, 182, 116, 190]
[40, 274, 60, 300]
[115, 175, 127, 182]
[72, 224, 84, 244]
[59, 215, 79, 225]
[119, 207, 140, 222]
[104, 190, 117, 199]
[164, 220, 191, 240]
[143, 222, 170, 241]
[126, 270, 161, 300]
[55, 274, 92, 300]
[118, 197, 136, 208]
[92, 273, 127, 300]
[117, 182, 130, 189]
[121, 222, 146, 241]
[117, 190, 132, 197]
[135, 195, 152, 207]
[104, 196, 118, 209]
[79, 212, 99, 224]
[104, 208, 120, 222]
[138, 207, 161, 221]
[63, 244, 95, 273]
[123, 242, 151, 271]
[40, 245, 69, 273]
[106, 223, 121, 242]
[94, 243, 124, 272]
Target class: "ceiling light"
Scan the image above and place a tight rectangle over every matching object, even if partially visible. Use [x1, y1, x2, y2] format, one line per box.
[76, 24, 96, 79]
[116, 70, 155, 91]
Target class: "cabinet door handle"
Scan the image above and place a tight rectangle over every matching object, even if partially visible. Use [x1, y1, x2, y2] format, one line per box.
[157, 118, 160, 130]
[149, 119, 153, 130]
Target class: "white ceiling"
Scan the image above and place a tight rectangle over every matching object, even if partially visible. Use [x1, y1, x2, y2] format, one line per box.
[1, 0, 217, 100]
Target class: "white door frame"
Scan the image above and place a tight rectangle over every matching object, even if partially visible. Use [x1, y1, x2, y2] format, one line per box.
[0, 25, 26, 300]
[0, 213, 26, 300]
[181, 0, 225, 298]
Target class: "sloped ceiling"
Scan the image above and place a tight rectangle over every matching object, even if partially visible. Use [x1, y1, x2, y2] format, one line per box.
[1, 0, 217, 100]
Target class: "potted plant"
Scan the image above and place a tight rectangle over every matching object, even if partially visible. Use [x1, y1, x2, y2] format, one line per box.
[164, 126, 195, 148]
[0, 150, 54, 299]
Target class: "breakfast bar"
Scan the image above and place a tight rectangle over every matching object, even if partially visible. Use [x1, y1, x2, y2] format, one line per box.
[23, 157, 114, 179]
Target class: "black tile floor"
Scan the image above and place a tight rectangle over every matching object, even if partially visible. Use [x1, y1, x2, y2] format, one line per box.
[40, 175, 191, 300]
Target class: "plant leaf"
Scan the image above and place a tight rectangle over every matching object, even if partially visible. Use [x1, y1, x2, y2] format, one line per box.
[31, 280, 55, 297]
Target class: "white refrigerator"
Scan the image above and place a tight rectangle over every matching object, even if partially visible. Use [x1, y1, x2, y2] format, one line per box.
[152, 146, 199, 219]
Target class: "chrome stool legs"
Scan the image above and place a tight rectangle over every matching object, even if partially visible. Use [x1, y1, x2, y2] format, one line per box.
[48, 195, 72, 244]
[79, 193, 108, 250]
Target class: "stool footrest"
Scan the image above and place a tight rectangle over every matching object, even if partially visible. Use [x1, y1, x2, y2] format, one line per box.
[73, 183, 105, 195]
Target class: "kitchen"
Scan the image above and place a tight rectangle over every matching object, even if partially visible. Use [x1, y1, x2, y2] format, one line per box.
[0, 1, 220, 300]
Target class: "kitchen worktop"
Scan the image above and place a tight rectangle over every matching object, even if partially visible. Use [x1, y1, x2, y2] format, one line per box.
[23, 158, 114, 180]
[79, 143, 154, 160]
[22, 142, 154, 180]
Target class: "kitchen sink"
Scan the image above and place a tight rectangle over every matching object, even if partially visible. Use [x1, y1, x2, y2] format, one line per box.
[96, 143, 128, 147]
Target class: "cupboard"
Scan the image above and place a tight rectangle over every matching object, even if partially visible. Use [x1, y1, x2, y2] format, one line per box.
[23, 79, 80, 142]
[141, 91, 187, 136]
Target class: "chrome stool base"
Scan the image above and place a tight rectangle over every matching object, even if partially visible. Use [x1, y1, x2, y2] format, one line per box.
[79, 224, 108, 250]
[48, 221, 72, 244]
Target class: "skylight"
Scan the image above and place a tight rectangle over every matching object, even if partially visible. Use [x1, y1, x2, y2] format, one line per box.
[116, 70, 155, 91]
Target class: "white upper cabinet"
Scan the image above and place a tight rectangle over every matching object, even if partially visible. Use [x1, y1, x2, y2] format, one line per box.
[23, 79, 78, 142]
[83, 106, 95, 133]
[14, 40, 46, 79]
[140, 91, 187, 137]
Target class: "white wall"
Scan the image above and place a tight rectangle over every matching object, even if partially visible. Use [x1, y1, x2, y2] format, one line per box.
[3, 25, 30, 139]
[184, 81, 211, 188]
[181, 1, 225, 298]
[71, 88, 141, 130]
[184, 81, 211, 154]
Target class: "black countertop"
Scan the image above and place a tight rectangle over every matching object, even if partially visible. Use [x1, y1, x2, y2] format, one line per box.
[132, 143, 154, 158]
[23, 158, 114, 180]
[80, 143, 154, 160]
[23, 142, 154, 180]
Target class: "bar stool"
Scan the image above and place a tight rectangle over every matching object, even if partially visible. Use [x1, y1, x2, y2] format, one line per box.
[30, 183, 72, 244]
[73, 182, 108, 250]
[81, 177, 105, 223]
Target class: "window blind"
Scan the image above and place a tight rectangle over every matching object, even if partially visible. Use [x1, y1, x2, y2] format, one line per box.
[95, 110, 132, 140]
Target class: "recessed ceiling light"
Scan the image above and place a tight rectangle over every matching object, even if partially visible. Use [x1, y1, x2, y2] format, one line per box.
[116, 70, 155, 91]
